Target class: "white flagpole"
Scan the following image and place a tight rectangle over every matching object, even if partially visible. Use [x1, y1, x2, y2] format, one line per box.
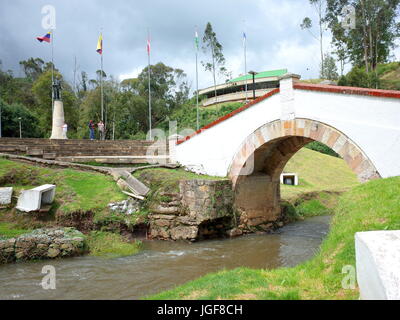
[100, 32, 104, 124]
[101, 50, 104, 123]
[195, 27, 199, 131]
[51, 29, 54, 112]
[0, 100, 2, 138]
[243, 32, 248, 102]
[147, 29, 152, 141]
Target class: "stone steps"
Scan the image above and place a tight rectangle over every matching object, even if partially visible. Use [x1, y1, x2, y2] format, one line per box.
[6, 147, 156, 153]
[0, 138, 169, 164]
[56, 156, 168, 164]
[0, 138, 153, 144]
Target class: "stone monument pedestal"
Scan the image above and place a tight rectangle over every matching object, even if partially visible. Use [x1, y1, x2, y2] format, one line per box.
[50, 100, 67, 139]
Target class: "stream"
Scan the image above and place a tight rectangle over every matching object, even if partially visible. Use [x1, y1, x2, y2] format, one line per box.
[0, 215, 331, 300]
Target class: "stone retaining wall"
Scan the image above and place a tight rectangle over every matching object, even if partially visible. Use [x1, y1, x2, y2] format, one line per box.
[0, 228, 86, 264]
[148, 179, 235, 241]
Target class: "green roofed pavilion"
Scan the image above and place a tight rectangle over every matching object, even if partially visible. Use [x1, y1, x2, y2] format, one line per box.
[229, 69, 288, 83]
[199, 68, 292, 107]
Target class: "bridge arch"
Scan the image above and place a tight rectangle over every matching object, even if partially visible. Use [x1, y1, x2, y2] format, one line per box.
[228, 118, 381, 230]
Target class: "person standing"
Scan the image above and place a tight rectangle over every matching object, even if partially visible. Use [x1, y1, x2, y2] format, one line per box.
[88, 120, 95, 140]
[62, 122, 68, 139]
[97, 120, 105, 140]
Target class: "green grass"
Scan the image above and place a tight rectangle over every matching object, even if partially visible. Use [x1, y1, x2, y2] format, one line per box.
[201, 101, 244, 111]
[59, 169, 125, 212]
[295, 199, 331, 217]
[299, 62, 400, 90]
[148, 176, 400, 300]
[86, 231, 142, 258]
[379, 62, 400, 90]
[133, 168, 225, 193]
[75, 162, 148, 168]
[0, 158, 126, 214]
[0, 222, 31, 239]
[0, 158, 144, 258]
[281, 148, 360, 201]
[158, 101, 244, 133]
[299, 78, 326, 84]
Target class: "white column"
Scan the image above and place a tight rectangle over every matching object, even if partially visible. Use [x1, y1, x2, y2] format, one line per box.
[168, 134, 183, 164]
[279, 73, 301, 121]
[50, 100, 66, 139]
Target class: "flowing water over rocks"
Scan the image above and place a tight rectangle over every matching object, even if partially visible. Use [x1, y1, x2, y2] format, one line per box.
[0, 215, 330, 300]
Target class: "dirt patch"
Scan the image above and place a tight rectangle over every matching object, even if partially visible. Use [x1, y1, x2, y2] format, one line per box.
[95, 220, 149, 239]
[233, 293, 257, 300]
[323, 242, 345, 274]
[184, 290, 209, 300]
[293, 191, 342, 207]
[0, 207, 57, 230]
[56, 210, 95, 233]
[0, 167, 45, 186]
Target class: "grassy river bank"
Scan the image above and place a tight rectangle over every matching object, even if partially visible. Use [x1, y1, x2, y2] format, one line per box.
[149, 176, 400, 299]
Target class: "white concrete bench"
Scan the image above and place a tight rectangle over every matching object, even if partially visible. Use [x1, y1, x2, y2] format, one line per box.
[356, 230, 400, 300]
[0, 187, 13, 205]
[16, 184, 56, 212]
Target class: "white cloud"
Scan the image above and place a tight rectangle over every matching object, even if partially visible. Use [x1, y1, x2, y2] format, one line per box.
[118, 66, 144, 81]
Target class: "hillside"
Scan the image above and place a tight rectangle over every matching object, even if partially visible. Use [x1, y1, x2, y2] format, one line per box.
[158, 101, 243, 132]
[299, 62, 400, 91]
[281, 148, 360, 201]
[379, 62, 400, 90]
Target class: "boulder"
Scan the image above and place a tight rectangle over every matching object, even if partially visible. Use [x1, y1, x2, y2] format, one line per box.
[226, 228, 243, 238]
[170, 226, 198, 241]
[47, 248, 60, 258]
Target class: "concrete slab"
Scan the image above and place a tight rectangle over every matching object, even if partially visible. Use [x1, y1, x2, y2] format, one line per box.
[16, 184, 56, 212]
[118, 170, 150, 196]
[355, 230, 400, 300]
[0, 187, 13, 205]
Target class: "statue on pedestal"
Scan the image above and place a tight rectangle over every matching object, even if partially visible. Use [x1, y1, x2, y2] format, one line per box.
[50, 78, 67, 139]
[52, 78, 62, 101]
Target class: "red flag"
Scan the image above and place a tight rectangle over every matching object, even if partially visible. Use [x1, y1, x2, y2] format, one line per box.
[147, 38, 151, 55]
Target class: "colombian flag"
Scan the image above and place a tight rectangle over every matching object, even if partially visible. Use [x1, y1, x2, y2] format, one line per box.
[96, 33, 103, 55]
[36, 32, 51, 43]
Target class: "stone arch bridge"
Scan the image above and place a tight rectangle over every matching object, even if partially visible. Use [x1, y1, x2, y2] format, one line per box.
[173, 74, 400, 229]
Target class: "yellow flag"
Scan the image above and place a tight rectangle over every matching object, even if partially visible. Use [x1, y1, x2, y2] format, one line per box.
[96, 33, 103, 54]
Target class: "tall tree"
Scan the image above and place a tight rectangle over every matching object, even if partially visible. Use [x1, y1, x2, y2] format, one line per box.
[320, 53, 339, 80]
[201, 22, 227, 101]
[19, 58, 45, 80]
[331, 23, 348, 76]
[301, 0, 327, 76]
[0, 98, 41, 138]
[326, 0, 400, 72]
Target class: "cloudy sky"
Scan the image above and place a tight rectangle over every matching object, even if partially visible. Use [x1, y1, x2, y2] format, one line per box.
[1, 0, 399, 92]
